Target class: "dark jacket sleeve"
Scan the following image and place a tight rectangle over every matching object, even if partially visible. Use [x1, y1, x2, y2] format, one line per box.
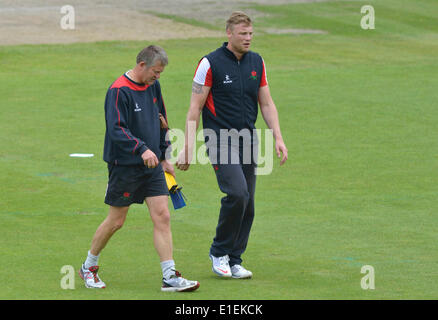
[157, 91, 171, 161]
[105, 87, 148, 157]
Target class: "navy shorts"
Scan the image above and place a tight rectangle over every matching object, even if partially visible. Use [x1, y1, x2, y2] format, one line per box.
[104, 163, 169, 207]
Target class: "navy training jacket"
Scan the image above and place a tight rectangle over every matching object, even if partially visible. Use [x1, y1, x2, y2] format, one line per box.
[103, 74, 170, 166]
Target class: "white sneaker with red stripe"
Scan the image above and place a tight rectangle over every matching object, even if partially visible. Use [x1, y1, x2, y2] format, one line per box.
[79, 264, 106, 289]
[209, 254, 232, 277]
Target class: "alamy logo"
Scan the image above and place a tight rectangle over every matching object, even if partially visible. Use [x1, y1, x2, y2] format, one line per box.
[134, 102, 141, 112]
[166, 124, 276, 175]
[223, 74, 233, 84]
[60, 265, 75, 289]
[60, 5, 75, 30]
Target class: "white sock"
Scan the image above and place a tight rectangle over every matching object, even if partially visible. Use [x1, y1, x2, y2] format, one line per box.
[160, 260, 176, 280]
[84, 250, 100, 269]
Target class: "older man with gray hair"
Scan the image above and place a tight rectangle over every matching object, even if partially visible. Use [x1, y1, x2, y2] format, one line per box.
[79, 45, 199, 292]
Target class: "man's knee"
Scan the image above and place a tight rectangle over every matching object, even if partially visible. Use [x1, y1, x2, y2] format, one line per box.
[147, 198, 171, 226]
[228, 186, 250, 206]
[112, 217, 125, 231]
[108, 206, 128, 231]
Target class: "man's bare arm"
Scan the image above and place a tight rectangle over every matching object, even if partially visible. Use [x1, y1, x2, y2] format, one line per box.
[192, 81, 204, 94]
[258, 85, 288, 165]
[176, 82, 211, 170]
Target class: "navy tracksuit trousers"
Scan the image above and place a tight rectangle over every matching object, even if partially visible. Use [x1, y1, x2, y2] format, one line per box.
[209, 159, 257, 267]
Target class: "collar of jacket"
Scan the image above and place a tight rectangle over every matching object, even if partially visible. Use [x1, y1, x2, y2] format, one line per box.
[221, 42, 248, 62]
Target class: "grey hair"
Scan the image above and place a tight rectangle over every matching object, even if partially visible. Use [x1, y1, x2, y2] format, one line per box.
[136, 45, 168, 67]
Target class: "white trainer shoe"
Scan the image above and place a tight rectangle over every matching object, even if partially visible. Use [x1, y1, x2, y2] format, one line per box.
[79, 264, 106, 288]
[231, 265, 253, 279]
[161, 270, 200, 292]
[209, 254, 232, 277]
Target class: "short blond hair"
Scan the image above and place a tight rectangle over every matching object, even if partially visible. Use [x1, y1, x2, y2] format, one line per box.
[226, 11, 252, 31]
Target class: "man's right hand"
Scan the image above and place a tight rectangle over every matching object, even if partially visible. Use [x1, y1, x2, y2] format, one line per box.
[176, 148, 192, 171]
[141, 149, 159, 168]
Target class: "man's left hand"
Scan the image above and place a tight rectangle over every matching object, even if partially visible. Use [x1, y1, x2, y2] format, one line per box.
[161, 159, 175, 177]
[276, 140, 288, 166]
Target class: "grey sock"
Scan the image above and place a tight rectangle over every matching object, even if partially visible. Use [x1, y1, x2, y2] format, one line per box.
[84, 250, 99, 269]
[160, 260, 176, 280]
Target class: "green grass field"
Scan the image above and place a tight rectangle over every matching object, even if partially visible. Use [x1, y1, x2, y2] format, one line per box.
[1, 0, 437, 300]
